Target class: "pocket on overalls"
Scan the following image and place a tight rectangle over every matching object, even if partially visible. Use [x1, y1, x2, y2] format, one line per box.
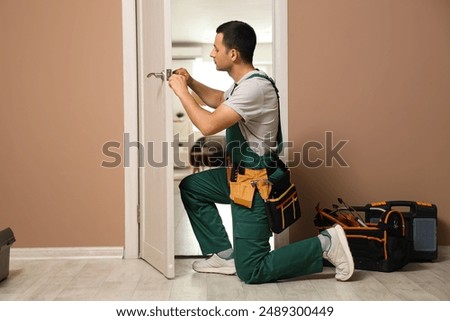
[233, 220, 273, 283]
[234, 221, 272, 240]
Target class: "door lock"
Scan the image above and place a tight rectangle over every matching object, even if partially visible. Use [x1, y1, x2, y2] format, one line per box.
[147, 69, 172, 81]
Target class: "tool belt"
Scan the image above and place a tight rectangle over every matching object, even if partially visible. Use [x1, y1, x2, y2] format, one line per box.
[228, 163, 271, 208]
[227, 159, 301, 233]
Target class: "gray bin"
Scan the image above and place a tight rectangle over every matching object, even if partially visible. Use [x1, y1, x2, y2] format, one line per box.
[0, 228, 16, 282]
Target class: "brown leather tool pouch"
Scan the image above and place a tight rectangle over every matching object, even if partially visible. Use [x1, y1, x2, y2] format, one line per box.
[229, 167, 270, 208]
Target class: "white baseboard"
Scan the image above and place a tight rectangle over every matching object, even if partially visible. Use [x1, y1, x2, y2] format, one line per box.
[10, 247, 124, 260]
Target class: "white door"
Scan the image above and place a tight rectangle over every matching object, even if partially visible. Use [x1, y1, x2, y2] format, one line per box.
[136, 0, 174, 278]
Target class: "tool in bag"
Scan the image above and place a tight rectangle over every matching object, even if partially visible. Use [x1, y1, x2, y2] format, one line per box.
[314, 199, 409, 272]
[364, 201, 438, 261]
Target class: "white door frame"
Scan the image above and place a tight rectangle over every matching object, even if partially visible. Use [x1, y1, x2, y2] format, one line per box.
[121, 0, 289, 259]
[122, 0, 139, 258]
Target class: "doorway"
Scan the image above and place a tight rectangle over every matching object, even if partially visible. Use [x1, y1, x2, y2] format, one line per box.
[171, 0, 274, 256]
[122, 0, 289, 276]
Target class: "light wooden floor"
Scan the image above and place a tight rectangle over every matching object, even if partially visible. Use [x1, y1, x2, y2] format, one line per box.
[1, 247, 449, 301]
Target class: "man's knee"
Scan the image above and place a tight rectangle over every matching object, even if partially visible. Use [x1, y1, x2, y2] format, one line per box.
[233, 237, 271, 284]
[179, 174, 195, 193]
[236, 267, 253, 283]
[235, 256, 270, 284]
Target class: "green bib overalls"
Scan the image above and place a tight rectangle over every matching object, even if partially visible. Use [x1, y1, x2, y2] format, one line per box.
[179, 76, 323, 284]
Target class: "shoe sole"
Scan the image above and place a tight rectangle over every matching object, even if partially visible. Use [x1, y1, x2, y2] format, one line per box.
[333, 224, 354, 281]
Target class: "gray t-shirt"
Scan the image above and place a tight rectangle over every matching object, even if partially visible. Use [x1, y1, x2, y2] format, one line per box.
[223, 70, 279, 156]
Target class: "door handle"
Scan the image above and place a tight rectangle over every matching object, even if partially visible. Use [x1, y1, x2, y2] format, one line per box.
[147, 69, 172, 81]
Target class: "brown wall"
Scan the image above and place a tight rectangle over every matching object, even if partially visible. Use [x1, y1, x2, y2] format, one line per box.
[0, 0, 124, 247]
[288, 0, 450, 245]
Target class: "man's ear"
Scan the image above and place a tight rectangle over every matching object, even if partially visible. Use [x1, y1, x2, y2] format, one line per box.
[230, 48, 239, 62]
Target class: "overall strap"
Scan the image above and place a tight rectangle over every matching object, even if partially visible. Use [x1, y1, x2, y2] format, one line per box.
[225, 72, 284, 168]
[244, 73, 283, 154]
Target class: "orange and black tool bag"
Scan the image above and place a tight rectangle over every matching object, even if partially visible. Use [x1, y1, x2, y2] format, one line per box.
[314, 204, 409, 272]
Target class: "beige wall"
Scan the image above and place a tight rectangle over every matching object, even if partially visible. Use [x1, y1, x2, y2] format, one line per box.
[1, 0, 449, 248]
[288, 0, 450, 245]
[0, 0, 124, 247]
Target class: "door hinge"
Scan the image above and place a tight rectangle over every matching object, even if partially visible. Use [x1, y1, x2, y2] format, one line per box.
[137, 204, 141, 224]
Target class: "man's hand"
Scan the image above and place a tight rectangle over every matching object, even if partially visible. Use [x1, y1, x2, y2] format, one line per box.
[168, 74, 190, 98]
[172, 68, 193, 86]
[171, 68, 224, 109]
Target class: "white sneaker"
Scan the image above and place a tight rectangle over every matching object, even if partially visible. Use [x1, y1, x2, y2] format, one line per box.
[192, 254, 236, 275]
[322, 224, 354, 281]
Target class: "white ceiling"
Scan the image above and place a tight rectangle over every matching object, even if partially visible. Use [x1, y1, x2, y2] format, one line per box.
[171, 0, 273, 44]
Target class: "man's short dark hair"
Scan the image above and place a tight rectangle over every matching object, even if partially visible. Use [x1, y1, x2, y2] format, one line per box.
[216, 21, 257, 64]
